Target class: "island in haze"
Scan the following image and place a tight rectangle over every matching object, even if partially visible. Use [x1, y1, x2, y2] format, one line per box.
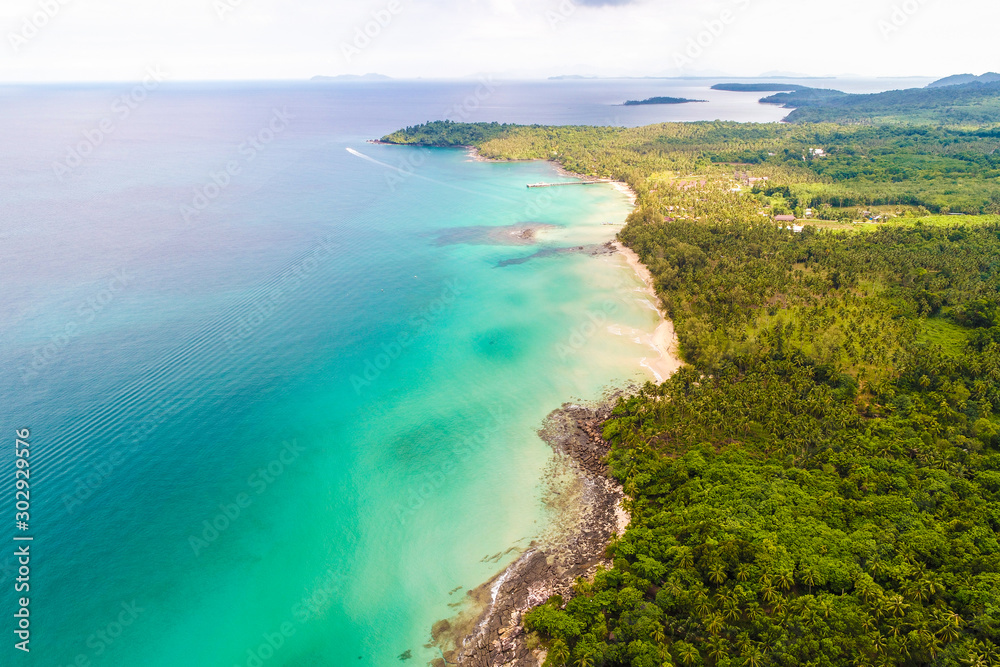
[711, 82, 808, 92]
[927, 71, 1000, 87]
[310, 73, 391, 81]
[623, 96, 706, 106]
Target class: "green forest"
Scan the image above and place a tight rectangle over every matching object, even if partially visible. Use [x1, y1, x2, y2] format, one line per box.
[382, 116, 1000, 666]
[756, 81, 1000, 124]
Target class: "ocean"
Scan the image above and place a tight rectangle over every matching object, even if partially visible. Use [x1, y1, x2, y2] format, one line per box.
[0, 77, 928, 665]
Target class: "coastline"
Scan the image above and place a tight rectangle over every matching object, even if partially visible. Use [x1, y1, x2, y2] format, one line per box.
[467, 145, 676, 382]
[614, 241, 683, 383]
[425, 147, 682, 666]
[465, 146, 637, 208]
[431, 398, 632, 667]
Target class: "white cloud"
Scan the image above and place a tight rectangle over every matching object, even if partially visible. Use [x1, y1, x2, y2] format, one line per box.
[0, 0, 996, 81]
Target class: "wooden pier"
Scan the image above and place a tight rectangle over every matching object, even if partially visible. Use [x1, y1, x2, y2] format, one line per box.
[526, 180, 607, 188]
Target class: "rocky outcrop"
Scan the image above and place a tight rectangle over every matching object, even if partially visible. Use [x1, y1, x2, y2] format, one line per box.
[433, 398, 630, 667]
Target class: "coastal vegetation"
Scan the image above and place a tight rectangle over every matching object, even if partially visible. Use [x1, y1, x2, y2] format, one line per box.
[707, 78, 1000, 125]
[927, 73, 1000, 89]
[758, 82, 1000, 124]
[382, 110, 1000, 665]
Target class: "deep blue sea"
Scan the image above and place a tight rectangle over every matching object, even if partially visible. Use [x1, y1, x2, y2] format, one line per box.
[0, 77, 930, 666]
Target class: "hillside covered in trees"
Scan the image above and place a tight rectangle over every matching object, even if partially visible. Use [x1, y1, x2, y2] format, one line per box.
[381, 120, 1000, 666]
[751, 81, 1000, 124]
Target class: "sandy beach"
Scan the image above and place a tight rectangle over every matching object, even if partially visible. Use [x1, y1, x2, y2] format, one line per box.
[426, 153, 682, 667]
[614, 241, 684, 383]
[466, 145, 680, 383]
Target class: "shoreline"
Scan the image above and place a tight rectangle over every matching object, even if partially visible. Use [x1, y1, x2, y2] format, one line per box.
[424, 146, 680, 667]
[466, 145, 678, 384]
[382, 140, 680, 666]
[464, 146, 638, 208]
[614, 241, 683, 383]
[431, 397, 632, 667]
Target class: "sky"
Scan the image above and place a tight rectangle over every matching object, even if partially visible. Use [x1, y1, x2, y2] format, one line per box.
[0, 0, 997, 82]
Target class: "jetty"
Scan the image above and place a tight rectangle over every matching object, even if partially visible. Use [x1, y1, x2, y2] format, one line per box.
[527, 180, 608, 188]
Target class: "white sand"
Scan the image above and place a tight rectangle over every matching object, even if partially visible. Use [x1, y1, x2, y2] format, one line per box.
[614, 241, 684, 383]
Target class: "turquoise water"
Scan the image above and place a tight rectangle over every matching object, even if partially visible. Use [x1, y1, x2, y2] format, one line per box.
[0, 85, 669, 665]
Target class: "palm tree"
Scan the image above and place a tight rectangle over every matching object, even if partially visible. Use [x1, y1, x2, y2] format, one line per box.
[666, 579, 685, 599]
[694, 594, 712, 618]
[549, 639, 570, 666]
[937, 611, 962, 642]
[741, 646, 763, 667]
[861, 614, 876, 632]
[575, 651, 594, 667]
[872, 633, 887, 656]
[721, 598, 741, 621]
[708, 563, 727, 586]
[707, 636, 728, 663]
[706, 612, 726, 635]
[886, 594, 909, 618]
[676, 642, 699, 666]
[799, 566, 818, 593]
[771, 596, 786, 617]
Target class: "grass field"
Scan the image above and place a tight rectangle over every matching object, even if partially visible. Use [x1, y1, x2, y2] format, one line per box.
[916, 316, 969, 355]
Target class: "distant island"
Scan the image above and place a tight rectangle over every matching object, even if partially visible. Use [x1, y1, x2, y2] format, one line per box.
[311, 73, 391, 82]
[711, 83, 808, 92]
[927, 72, 1000, 88]
[710, 75, 1000, 124]
[623, 96, 706, 106]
